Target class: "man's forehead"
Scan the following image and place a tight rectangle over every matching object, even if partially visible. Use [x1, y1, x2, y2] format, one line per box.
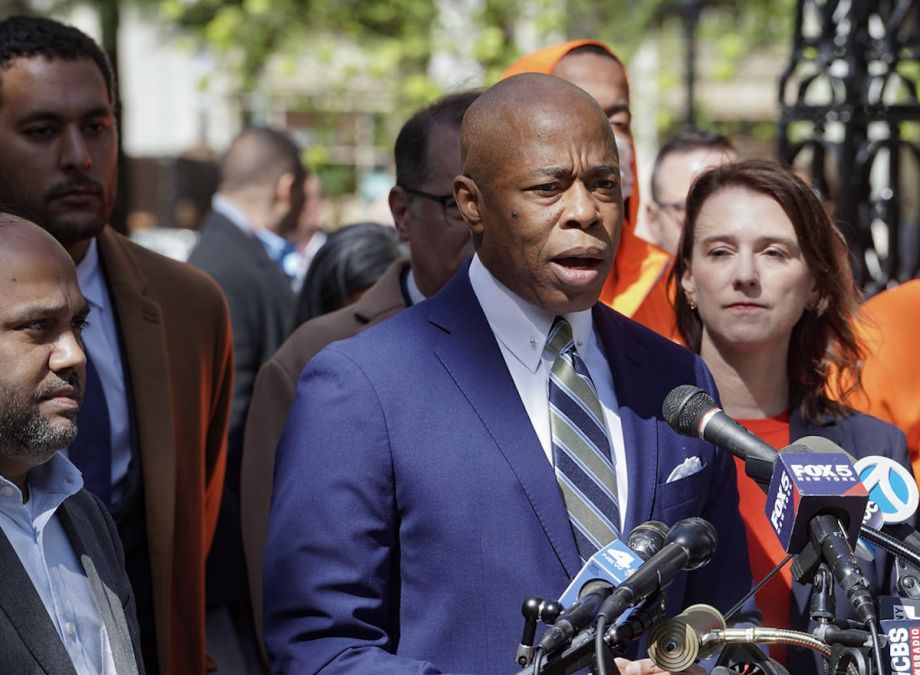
[0, 56, 111, 110]
[552, 52, 629, 105]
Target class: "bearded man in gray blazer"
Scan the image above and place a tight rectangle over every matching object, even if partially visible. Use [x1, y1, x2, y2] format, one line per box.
[0, 215, 143, 674]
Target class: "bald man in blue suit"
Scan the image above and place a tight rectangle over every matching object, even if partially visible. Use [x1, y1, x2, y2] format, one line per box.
[263, 73, 754, 674]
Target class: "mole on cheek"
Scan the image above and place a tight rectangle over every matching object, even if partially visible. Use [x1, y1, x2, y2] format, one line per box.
[511, 210, 518, 219]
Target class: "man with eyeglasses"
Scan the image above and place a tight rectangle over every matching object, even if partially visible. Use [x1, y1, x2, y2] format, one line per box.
[239, 89, 478, 662]
[647, 128, 737, 256]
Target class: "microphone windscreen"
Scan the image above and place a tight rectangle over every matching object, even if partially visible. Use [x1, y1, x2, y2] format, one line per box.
[662, 385, 716, 436]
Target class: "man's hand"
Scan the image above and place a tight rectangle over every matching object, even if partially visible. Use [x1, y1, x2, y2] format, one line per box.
[613, 658, 707, 675]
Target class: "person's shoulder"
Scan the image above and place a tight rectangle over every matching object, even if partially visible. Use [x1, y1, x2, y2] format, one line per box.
[188, 212, 258, 270]
[63, 488, 119, 536]
[271, 304, 370, 378]
[838, 409, 907, 445]
[594, 303, 694, 361]
[864, 279, 920, 317]
[99, 228, 228, 308]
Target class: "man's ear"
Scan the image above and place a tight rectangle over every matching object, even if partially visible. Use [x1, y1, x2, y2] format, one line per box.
[389, 187, 411, 242]
[275, 171, 296, 208]
[680, 265, 696, 305]
[454, 175, 483, 237]
[646, 202, 661, 245]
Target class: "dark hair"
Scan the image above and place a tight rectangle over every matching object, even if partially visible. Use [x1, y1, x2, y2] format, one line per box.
[0, 16, 115, 107]
[670, 159, 864, 423]
[220, 126, 305, 191]
[295, 223, 405, 325]
[650, 128, 736, 202]
[394, 90, 479, 189]
[564, 44, 621, 62]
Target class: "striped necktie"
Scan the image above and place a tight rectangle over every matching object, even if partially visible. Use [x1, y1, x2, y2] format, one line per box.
[547, 316, 621, 562]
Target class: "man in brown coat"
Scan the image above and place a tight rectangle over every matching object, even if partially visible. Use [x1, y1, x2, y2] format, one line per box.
[240, 90, 477, 654]
[0, 17, 232, 673]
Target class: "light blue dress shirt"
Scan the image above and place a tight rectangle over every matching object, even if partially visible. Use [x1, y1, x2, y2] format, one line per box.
[0, 454, 115, 673]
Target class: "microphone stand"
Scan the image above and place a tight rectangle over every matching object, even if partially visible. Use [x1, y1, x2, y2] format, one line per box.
[512, 626, 621, 675]
[514, 595, 667, 675]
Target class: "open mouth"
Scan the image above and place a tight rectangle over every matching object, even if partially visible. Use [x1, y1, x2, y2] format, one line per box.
[553, 256, 603, 270]
[550, 255, 605, 286]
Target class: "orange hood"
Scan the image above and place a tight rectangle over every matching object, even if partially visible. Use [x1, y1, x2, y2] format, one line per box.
[501, 40, 672, 318]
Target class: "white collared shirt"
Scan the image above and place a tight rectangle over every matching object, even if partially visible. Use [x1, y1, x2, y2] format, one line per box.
[405, 268, 426, 306]
[468, 255, 629, 527]
[0, 454, 116, 673]
[69, 238, 130, 505]
[211, 193, 302, 290]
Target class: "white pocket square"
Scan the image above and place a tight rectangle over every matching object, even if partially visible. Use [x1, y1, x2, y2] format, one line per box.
[666, 457, 704, 483]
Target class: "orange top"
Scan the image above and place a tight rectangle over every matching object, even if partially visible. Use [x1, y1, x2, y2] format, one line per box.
[850, 280, 920, 479]
[501, 40, 674, 337]
[735, 413, 793, 666]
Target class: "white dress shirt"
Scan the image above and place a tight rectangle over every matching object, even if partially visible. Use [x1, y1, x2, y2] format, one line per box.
[212, 193, 301, 290]
[0, 454, 116, 673]
[405, 268, 426, 306]
[468, 255, 629, 528]
[70, 238, 131, 505]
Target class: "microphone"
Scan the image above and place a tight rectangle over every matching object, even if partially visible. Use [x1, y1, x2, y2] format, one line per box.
[626, 520, 669, 562]
[536, 582, 612, 656]
[662, 385, 776, 486]
[664, 386, 877, 625]
[766, 435, 868, 553]
[596, 517, 718, 624]
[539, 521, 670, 656]
[853, 455, 920, 528]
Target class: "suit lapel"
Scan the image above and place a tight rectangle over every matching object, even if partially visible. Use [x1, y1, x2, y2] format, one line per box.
[96, 228, 175, 647]
[426, 270, 582, 578]
[0, 526, 76, 674]
[593, 307, 659, 532]
[58, 496, 139, 675]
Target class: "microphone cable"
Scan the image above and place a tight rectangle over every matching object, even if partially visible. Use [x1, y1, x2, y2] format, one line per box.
[859, 524, 920, 568]
[531, 647, 543, 675]
[595, 615, 609, 675]
[868, 620, 884, 675]
[724, 553, 794, 623]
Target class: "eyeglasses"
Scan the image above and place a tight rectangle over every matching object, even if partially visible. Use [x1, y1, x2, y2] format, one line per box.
[398, 184, 466, 228]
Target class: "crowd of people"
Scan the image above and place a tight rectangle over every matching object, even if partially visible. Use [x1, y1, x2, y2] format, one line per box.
[0, 13, 917, 675]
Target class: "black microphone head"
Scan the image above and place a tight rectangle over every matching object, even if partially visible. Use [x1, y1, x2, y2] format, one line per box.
[662, 385, 718, 437]
[627, 520, 669, 561]
[665, 517, 718, 570]
[579, 579, 614, 598]
[785, 435, 855, 461]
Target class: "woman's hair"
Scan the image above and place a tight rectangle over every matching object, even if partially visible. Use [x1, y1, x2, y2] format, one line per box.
[670, 159, 864, 423]
[295, 222, 405, 325]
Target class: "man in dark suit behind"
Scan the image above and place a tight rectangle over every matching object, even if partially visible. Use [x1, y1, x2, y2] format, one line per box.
[188, 126, 304, 668]
[241, 91, 477, 655]
[264, 73, 753, 673]
[0, 214, 144, 674]
[0, 17, 233, 673]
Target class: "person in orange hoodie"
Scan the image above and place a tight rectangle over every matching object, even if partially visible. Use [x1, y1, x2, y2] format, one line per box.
[850, 280, 920, 478]
[503, 40, 676, 338]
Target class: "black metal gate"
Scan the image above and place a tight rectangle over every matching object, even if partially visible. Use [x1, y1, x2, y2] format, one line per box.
[778, 0, 920, 294]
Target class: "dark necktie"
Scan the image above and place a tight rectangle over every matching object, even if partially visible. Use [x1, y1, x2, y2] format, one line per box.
[68, 352, 112, 505]
[547, 317, 621, 562]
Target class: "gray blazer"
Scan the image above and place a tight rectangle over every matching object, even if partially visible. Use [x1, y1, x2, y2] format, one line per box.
[0, 488, 143, 674]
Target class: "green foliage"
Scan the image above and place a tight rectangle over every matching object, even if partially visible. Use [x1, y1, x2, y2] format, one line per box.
[149, 0, 804, 193]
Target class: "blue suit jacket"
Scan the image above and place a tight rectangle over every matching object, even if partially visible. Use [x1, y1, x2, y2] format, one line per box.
[264, 266, 754, 673]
